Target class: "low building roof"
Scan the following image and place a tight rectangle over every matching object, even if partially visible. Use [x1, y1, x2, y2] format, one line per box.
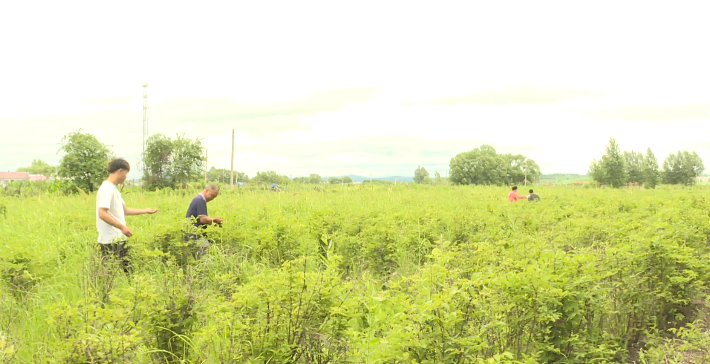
[0, 172, 30, 179]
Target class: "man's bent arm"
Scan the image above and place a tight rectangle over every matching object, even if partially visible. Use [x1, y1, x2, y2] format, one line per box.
[198, 216, 214, 224]
[99, 208, 127, 229]
[198, 216, 221, 224]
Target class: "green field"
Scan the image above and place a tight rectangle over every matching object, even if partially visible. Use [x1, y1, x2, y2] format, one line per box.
[2, 185, 710, 363]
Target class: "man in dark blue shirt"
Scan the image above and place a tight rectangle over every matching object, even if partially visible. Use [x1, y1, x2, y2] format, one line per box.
[527, 189, 541, 202]
[186, 183, 223, 227]
[185, 184, 223, 256]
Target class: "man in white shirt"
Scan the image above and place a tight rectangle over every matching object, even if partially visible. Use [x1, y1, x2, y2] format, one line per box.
[97, 158, 157, 273]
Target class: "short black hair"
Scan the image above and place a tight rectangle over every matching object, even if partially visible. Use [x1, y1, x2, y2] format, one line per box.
[512, 186, 518, 191]
[108, 158, 130, 173]
[529, 189, 534, 193]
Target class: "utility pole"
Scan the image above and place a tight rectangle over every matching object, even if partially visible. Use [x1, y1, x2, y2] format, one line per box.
[204, 149, 208, 182]
[142, 82, 149, 172]
[230, 129, 235, 189]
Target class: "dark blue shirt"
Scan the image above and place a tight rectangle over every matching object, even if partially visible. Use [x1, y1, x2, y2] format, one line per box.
[186, 194, 208, 228]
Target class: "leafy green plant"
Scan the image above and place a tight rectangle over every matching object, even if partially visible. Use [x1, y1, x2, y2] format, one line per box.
[1, 185, 710, 363]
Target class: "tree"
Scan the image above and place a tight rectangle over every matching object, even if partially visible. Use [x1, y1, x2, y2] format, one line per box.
[450, 145, 505, 185]
[254, 171, 289, 186]
[642, 148, 660, 188]
[662, 151, 705, 185]
[142, 134, 172, 189]
[342, 176, 353, 184]
[171, 135, 206, 188]
[521, 158, 541, 185]
[235, 171, 250, 183]
[207, 167, 228, 183]
[588, 158, 604, 185]
[17, 159, 56, 176]
[207, 167, 249, 184]
[502, 154, 526, 185]
[294, 174, 323, 184]
[57, 130, 112, 192]
[309, 174, 322, 184]
[623, 150, 644, 184]
[433, 171, 450, 185]
[328, 177, 342, 184]
[449, 145, 540, 186]
[143, 134, 205, 190]
[414, 166, 430, 184]
[600, 138, 627, 188]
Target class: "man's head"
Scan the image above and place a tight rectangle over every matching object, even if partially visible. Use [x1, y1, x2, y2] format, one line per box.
[203, 183, 220, 202]
[108, 158, 130, 184]
[529, 189, 534, 194]
[512, 186, 518, 191]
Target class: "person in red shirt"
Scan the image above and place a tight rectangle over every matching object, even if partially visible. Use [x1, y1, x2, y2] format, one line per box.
[508, 186, 527, 202]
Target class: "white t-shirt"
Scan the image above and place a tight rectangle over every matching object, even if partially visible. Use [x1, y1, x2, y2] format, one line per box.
[96, 181, 126, 244]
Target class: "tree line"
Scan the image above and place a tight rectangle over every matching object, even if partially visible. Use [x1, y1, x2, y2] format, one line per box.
[20, 132, 549, 190]
[13, 130, 361, 192]
[14, 131, 706, 192]
[588, 137, 705, 188]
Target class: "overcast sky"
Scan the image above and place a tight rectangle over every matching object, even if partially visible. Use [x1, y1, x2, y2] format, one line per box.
[1, 1, 709, 178]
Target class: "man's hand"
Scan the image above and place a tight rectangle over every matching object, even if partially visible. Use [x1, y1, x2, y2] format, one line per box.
[213, 217, 223, 224]
[121, 225, 133, 237]
[144, 208, 158, 214]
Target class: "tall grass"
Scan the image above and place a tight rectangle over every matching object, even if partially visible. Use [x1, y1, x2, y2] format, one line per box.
[1, 185, 709, 363]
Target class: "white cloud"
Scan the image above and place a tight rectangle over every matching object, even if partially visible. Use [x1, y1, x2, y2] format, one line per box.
[203, 133, 253, 146]
[331, 155, 371, 163]
[234, 152, 291, 166]
[2, 1, 710, 176]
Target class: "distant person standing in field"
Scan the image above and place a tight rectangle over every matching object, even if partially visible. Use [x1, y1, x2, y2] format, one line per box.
[96, 158, 158, 273]
[185, 183, 223, 256]
[528, 189, 541, 202]
[508, 186, 528, 203]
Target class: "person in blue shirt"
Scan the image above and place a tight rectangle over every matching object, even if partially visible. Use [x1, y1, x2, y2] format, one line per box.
[186, 183, 222, 228]
[185, 183, 223, 257]
[527, 189, 541, 202]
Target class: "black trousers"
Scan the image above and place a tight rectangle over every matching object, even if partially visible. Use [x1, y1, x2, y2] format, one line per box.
[99, 242, 132, 274]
